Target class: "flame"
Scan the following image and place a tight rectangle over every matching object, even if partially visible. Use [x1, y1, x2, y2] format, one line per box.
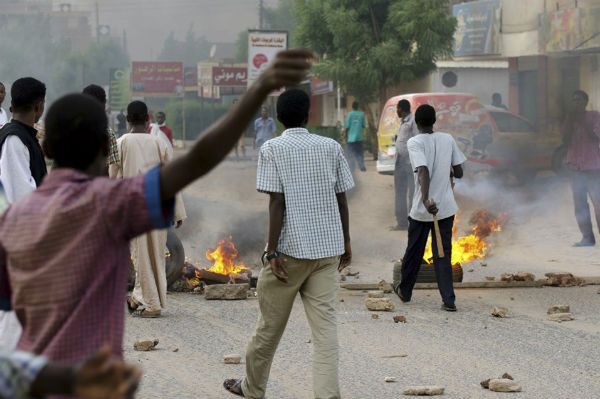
[205, 238, 248, 276]
[423, 210, 504, 265]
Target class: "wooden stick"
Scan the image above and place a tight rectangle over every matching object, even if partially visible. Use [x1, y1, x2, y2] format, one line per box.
[433, 214, 445, 258]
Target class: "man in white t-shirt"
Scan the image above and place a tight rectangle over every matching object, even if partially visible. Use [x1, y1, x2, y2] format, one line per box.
[393, 104, 467, 312]
[0, 82, 8, 128]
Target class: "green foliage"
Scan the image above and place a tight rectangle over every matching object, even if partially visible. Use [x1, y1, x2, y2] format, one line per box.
[158, 26, 211, 65]
[295, 0, 456, 103]
[164, 98, 229, 141]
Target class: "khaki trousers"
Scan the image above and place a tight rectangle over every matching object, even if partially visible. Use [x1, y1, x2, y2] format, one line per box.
[242, 255, 340, 399]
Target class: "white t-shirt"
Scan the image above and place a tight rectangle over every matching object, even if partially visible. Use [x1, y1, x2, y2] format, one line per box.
[0, 108, 8, 128]
[407, 132, 467, 222]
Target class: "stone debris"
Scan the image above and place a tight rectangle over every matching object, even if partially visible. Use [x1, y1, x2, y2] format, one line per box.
[548, 312, 574, 322]
[223, 354, 242, 364]
[403, 386, 445, 396]
[502, 373, 514, 380]
[371, 314, 380, 320]
[488, 379, 522, 392]
[393, 315, 407, 323]
[133, 339, 159, 351]
[365, 297, 395, 312]
[172, 348, 179, 353]
[381, 354, 408, 359]
[205, 284, 249, 300]
[468, 269, 474, 273]
[485, 276, 495, 281]
[378, 280, 393, 293]
[500, 273, 514, 282]
[547, 305, 570, 315]
[339, 298, 345, 302]
[514, 272, 535, 282]
[481, 263, 488, 267]
[368, 290, 385, 298]
[544, 272, 584, 287]
[482, 373, 514, 389]
[491, 307, 509, 318]
[385, 377, 396, 383]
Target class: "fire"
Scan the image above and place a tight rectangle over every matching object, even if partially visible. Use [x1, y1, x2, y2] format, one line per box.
[205, 238, 248, 276]
[423, 210, 504, 265]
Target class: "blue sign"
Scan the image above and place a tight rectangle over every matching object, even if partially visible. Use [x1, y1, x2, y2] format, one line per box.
[453, 0, 501, 56]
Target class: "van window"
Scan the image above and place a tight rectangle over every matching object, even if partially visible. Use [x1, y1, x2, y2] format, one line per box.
[490, 112, 535, 133]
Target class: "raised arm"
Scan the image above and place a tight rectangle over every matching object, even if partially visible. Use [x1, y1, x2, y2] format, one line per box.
[159, 49, 313, 202]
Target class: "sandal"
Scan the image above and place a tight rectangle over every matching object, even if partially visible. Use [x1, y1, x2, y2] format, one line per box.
[127, 296, 141, 314]
[223, 379, 245, 397]
[130, 308, 161, 318]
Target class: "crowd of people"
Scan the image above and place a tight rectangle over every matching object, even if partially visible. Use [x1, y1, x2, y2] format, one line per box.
[0, 44, 599, 399]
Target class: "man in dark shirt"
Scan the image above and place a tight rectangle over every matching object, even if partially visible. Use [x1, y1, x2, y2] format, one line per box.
[562, 90, 600, 247]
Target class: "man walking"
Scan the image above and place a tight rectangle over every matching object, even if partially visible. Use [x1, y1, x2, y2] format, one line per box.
[0, 77, 47, 351]
[0, 82, 8, 128]
[562, 90, 600, 247]
[392, 99, 419, 230]
[116, 109, 127, 137]
[393, 104, 466, 312]
[254, 106, 276, 149]
[344, 101, 367, 172]
[150, 111, 174, 146]
[112, 101, 186, 318]
[224, 89, 354, 399]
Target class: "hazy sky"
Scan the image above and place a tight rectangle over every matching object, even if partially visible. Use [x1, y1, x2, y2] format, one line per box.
[66, 0, 278, 59]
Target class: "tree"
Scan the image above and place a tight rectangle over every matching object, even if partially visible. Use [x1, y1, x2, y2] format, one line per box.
[158, 26, 211, 65]
[295, 0, 456, 155]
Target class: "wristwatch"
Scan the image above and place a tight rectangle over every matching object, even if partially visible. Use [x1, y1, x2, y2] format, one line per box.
[265, 250, 280, 261]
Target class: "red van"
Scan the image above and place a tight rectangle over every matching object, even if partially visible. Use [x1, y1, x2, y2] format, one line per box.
[376, 93, 561, 182]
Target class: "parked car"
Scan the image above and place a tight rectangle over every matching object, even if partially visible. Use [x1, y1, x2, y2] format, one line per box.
[376, 93, 562, 182]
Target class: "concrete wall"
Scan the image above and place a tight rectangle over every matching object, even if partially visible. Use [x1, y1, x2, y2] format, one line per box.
[431, 67, 509, 106]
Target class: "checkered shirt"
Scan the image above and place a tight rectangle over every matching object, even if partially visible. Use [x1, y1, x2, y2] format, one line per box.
[107, 127, 119, 167]
[257, 128, 354, 260]
[0, 166, 173, 365]
[0, 351, 47, 399]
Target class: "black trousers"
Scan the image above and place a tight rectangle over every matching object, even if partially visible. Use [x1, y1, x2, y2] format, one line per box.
[398, 216, 456, 306]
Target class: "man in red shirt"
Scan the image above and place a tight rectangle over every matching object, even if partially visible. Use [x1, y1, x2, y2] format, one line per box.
[155, 111, 173, 145]
[562, 90, 600, 247]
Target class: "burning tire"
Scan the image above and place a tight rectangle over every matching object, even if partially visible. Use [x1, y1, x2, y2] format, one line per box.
[166, 229, 185, 288]
[393, 261, 463, 284]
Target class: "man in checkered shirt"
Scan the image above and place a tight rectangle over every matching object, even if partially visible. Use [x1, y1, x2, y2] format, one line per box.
[224, 89, 354, 399]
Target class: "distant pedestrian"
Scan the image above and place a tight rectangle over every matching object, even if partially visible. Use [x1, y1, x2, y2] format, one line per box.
[344, 101, 367, 171]
[0, 82, 8, 128]
[232, 100, 246, 160]
[491, 93, 508, 110]
[113, 101, 186, 318]
[116, 109, 127, 137]
[149, 111, 174, 146]
[562, 90, 600, 247]
[392, 99, 419, 230]
[224, 89, 354, 399]
[393, 104, 466, 312]
[83, 84, 120, 173]
[254, 106, 276, 149]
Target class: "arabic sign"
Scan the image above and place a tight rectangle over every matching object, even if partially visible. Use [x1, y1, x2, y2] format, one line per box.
[310, 77, 333, 95]
[109, 68, 130, 111]
[131, 61, 184, 95]
[247, 30, 288, 87]
[184, 66, 198, 90]
[539, 8, 582, 53]
[453, 0, 500, 56]
[212, 67, 247, 87]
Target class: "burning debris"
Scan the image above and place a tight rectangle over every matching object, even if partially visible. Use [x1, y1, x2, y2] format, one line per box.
[171, 238, 255, 292]
[423, 209, 506, 265]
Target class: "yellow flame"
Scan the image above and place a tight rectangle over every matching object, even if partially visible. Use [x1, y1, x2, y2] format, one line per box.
[205, 239, 248, 275]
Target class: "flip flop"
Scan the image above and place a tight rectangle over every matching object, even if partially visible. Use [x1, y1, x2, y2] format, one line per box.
[126, 296, 140, 314]
[223, 379, 245, 397]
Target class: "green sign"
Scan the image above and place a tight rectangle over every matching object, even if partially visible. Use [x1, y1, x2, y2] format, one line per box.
[109, 68, 130, 111]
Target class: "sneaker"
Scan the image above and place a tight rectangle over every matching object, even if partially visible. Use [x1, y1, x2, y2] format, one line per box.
[573, 239, 595, 247]
[393, 285, 410, 303]
[441, 303, 457, 312]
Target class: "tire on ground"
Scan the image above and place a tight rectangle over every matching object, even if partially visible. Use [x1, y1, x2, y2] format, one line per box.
[166, 229, 185, 288]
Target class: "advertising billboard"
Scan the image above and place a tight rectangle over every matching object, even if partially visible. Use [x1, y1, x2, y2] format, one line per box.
[453, 0, 501, 56]
[247, 30, 288, 87]
[131, 61, 184, 95]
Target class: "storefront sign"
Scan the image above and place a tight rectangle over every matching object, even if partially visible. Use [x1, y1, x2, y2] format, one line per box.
[131, 61, 183, 95]
[212, 67, 247, 87]
[453, 0, 501, 56]
[247, 30, 288, 87]
[540, 8, 582, 53]
[310, 77, 334, 95]
[109, 68, 130, 110]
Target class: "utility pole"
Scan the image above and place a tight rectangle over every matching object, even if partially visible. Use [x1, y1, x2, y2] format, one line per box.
[258, 0, 264, 29]
[95, 2, 100, 43]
